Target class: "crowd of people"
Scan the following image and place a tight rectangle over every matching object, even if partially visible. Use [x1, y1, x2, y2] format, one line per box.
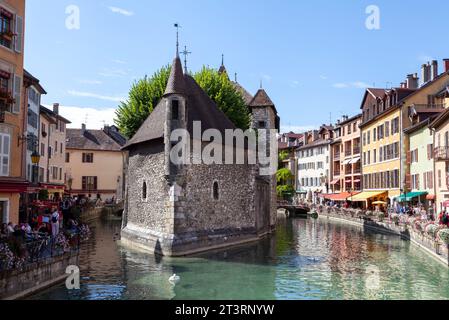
[0, 196, 87, 242]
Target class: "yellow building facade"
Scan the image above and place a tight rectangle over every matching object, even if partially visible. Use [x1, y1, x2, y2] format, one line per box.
[0, 0, 26, 224]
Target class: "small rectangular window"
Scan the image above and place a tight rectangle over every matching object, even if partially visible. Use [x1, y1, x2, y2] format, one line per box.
[172, 100, 179, 120]
[258, 121, 266, 128]
[65, 152, 70, 163]
[82, 153, 94, 163]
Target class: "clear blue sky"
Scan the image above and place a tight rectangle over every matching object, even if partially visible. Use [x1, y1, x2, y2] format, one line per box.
[24, 0, 449, 132]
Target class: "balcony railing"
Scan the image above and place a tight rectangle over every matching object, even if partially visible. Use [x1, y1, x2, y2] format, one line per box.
[353, 147, 360, 155]
[434, 147, 449, 161]
[334, 170, 341, 176]
[410, 103, 445, 116]
[333, 153, 340, 161]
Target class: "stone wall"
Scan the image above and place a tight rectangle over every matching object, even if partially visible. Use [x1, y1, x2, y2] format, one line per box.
[123, 141, 170, 234]
[175, 163, 257, 233]
[0, 252, 79, 300]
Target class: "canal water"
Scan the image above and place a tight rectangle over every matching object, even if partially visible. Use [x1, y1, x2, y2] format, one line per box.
[29, 216, 449, 300]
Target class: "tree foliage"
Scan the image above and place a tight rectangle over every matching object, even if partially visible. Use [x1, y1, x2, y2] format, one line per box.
[115, 66, 171, 138]
[194, 67, 250, 130]
[114, 66, 251, 138]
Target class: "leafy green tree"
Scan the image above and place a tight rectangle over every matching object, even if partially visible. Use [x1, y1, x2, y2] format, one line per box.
[115, 66, 251, 138]
[194, 67, 250, 130]
[276, 167, 294, 199]
[115, 66, 171, 138]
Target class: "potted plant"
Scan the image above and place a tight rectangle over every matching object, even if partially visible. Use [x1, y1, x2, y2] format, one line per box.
[437, 229, 449, 244]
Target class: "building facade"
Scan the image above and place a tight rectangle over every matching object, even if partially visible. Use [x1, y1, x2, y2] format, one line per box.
[296, 126, 333, 204]
[404, 117, 438, 211]
[0, 0, 26, 224]
[38, 104, 71, 199]
[330, 114, 362, 195]
[360, 60, 449, 208]
[65, 124, 126, 202]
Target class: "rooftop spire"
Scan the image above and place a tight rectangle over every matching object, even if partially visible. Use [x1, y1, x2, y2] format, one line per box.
[181, 46, 191, 74]
[221, 54, 224, 66]
[174, 23, 180, 57]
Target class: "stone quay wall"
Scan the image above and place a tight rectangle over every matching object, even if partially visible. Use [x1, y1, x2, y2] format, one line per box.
[0, 252, 79, 300]
[316, 209, 449, 266]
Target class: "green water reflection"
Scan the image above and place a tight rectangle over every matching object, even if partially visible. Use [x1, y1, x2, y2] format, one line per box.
[29, 217, 449, 300]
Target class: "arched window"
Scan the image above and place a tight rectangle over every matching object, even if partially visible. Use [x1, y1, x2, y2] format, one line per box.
[213, 181, 219, 200]
[142, 181, 147, 200]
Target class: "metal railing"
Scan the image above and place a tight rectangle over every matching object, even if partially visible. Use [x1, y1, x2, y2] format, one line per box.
[0, 231, 81, 272]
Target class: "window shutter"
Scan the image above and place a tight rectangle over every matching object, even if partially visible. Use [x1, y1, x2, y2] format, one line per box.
[14, 15, 23, 53]
[405, 173, 411, 190]
[406, 151, 411, 164]
[82, 176, 87, 190]
[94, 177, 98, 190]
[12, 74, 21, 113]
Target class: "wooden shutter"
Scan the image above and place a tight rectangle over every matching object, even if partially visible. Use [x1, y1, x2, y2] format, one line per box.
[12, 74, 21, 113]
[14, 15, 23, 53]
[94, 177, 98, 190]
[82, 176, 87, 190]
[405, 173, 411, 190]
[406, 151, 411, 164]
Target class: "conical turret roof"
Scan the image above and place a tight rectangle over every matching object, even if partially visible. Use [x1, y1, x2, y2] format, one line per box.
[164, 56, 185, 96]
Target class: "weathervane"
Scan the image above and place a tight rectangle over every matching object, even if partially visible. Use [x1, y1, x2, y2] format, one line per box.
[181, 46, 191, 74]
[174, 23, 181, 56]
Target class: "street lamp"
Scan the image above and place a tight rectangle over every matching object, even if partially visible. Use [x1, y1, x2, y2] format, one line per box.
[31, 150, 40, 165]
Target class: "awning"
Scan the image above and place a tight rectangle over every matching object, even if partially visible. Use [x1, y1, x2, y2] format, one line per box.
[330, 179, 340, 185]
[349, 157, 361, 164]
[323, 192, 361, 201]
[395, 191, 428, 202]
[342, 159, 351, 165]
[353, 179, 361, 183]
[426, 194, 436, 200]
[350, 191, 387, 202]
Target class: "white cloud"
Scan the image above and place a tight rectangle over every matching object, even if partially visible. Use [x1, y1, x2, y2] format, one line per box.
[262, 74, 272, 82]
[78, 79, 103, 85]
[418, 55, 434, 63]
[320, 75, 328, 80]
[332, 81, 370, 89]
[290, 80, 300, 88]
[68, 90, 126, 102]
[44, 105, 117, 130]
[351, 81, 371, 89]
[280, 124, 317, 134]
[99, 68, 129, 78]
[112, 59, 127, 64]
[108, 6, 134, 16]
[333, 83, 349, 88]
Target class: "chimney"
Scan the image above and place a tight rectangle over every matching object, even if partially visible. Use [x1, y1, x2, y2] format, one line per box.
[431, 60, 438, 80]
[53, 103, 59, 115]
[81, 123, 86, 134]
[444, 59, 449, 73]
[406, 74, 418, 89]
[422, 63, 431, 84]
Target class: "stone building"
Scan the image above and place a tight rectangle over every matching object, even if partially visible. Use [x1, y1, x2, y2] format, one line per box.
[121, 52, 278, 256]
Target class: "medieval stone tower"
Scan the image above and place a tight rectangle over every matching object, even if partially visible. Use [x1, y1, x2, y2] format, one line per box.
[121, 50, 278, 256]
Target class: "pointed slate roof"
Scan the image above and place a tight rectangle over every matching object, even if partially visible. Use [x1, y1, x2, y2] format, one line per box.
[164, 56, 185, 96]
[249, 89, 275, 107]
[123, 56, 237, 150]
[232, 82, 253, 106]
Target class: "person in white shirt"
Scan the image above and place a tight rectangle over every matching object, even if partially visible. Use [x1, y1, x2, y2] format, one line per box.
[51, 208, 60, 237]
